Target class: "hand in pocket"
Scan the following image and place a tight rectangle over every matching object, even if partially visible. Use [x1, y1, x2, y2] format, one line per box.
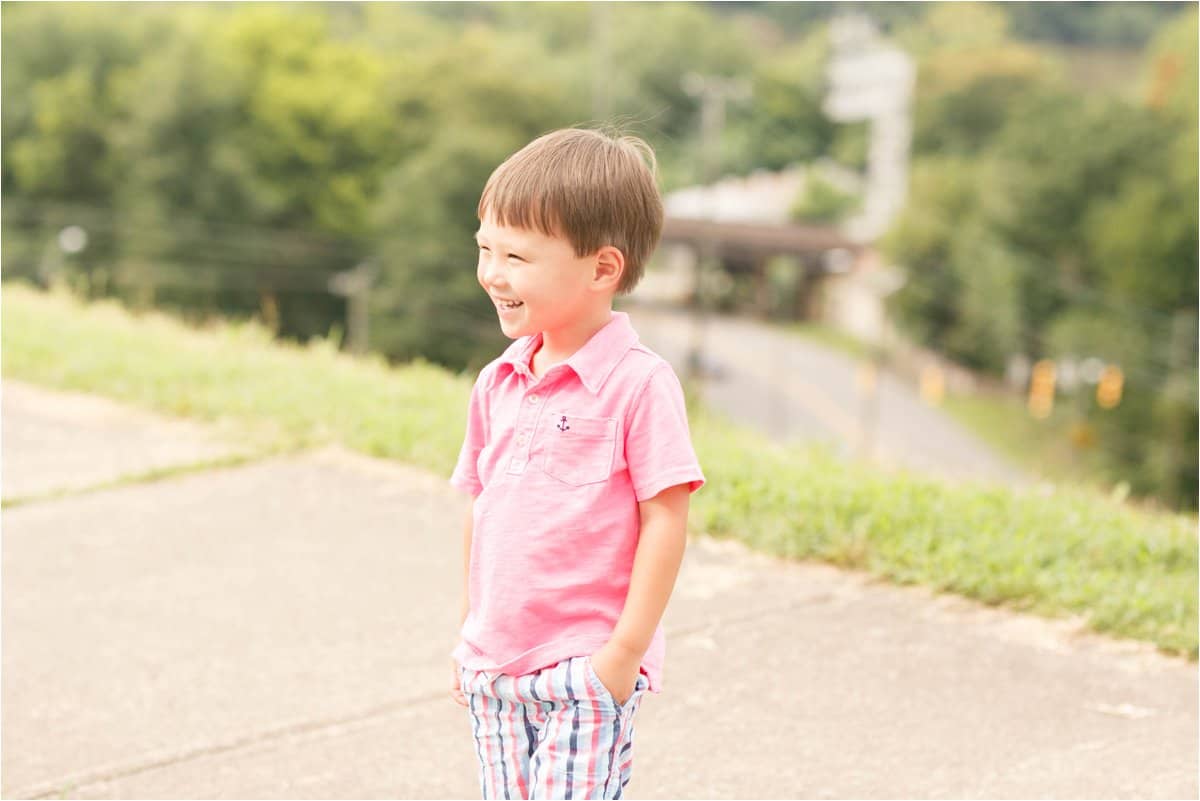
[588, 646, 640, 707]
[450, 659, 468, 707]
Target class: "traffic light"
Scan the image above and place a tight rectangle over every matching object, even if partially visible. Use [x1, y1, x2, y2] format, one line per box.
[1097, 365, 1124, 409]
[1028, 359, 1056, 419]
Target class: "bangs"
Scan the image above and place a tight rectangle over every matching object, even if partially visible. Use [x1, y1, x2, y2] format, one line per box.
[477, 162, 571, 247]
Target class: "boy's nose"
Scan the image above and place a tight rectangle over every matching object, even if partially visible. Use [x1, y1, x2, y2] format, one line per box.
[480, 262, 507, 292]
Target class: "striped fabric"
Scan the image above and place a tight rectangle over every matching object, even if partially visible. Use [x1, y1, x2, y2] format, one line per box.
[461, 655, 650, 799]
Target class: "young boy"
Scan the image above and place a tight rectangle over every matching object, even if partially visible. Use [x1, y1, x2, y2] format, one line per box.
[447, 127, 705, 800]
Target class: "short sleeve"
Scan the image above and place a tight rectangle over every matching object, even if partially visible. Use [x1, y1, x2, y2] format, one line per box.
[625, 362, 706, 503]
[449, 367, 491, 497]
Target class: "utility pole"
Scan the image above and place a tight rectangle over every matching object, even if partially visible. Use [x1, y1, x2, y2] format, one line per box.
[857, 268, 906, 462]
[1163, 308, 1197, 508]
[824, 12, 914, 463]
[328, 262, 377, 355]
[680, 73, 750, 391]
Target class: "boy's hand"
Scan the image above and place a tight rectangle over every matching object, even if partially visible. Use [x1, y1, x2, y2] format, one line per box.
[590, 642, 642, 707]
[450, 658, 468, 707]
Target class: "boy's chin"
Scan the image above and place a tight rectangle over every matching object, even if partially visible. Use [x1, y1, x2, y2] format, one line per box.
[498, 318, 528, 338]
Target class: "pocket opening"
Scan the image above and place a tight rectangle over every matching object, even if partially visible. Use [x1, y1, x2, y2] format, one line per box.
[543, 411, 617, 486]
[584, 655, 644, 711]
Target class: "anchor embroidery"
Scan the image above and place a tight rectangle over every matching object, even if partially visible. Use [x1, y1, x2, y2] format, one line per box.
[556, 415, 570, 432]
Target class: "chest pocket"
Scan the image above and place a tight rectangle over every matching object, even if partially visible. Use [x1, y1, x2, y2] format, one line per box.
[543, 410, 618, 486]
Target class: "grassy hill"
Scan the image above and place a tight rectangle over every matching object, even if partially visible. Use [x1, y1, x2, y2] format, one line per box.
[3, 280, 1195, 660]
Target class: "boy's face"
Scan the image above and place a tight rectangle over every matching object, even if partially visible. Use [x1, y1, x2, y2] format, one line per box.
[475, 214, 610, 340]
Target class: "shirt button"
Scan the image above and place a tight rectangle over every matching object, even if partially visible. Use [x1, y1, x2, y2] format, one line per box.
[528, 395, 540, 405]
[517, 434, 527, 445]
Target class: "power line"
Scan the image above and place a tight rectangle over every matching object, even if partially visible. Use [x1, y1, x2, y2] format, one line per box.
[2, 220, 363, 267]
[3, 199, 368, 255]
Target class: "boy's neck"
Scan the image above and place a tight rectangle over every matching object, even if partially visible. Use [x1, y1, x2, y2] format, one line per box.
[531, 306, 615, 378]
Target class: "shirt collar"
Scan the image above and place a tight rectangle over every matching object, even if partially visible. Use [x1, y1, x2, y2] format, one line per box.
[497, 311, 639, 395]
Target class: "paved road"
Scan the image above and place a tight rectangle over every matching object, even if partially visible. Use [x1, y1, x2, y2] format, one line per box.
[621, 301, 1027, 487]
[3, 379, 1195, 799]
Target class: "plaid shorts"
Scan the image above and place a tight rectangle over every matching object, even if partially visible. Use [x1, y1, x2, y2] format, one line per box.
[460, 654, 651, 800]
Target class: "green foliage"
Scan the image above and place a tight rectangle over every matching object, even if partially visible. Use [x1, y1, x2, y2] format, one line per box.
[3, 0, 774, 356]
[603, 2, 756, 144]
[893, 1, 1015, 55]
[368, 23, 580, 369]
[1004, 1, 1186, 47]
[2, 1, 1195, 508]
[881, 155, 976, 353]
[731, 31, 835, 173]
[882, 7, 1198, 508]
[790, 172, 859, 224]
[1, 3, 170, 201]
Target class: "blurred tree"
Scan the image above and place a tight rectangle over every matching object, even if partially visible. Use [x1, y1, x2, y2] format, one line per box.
[712, 2, 925, 38]
[882, 154, 975, 360]
[3, 1, 1195, 507]
[101, 6, 406, 337]
[605, 3, 754, 140]
[987, 89, 1181, 356]
[894, 0, 1013, 54]
[594, 2, 758, 189]
[1, 3, 174, 286]
[790, 172, 859, 224]
[1003, 1, 1186, 47]
[369, 24, 578, 371]
[1081, 7, 1198, 506]
[884, 6, 1198, 507]
[894, 3, 1064, 158]
[732, 31, 835, 173]
[2, 3, 170, 201]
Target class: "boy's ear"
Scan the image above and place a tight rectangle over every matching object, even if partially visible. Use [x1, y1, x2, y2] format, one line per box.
[593, 245, 625, 292]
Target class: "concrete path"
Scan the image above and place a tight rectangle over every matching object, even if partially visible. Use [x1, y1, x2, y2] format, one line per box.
[2, 379, 1195, 799]
[1, 381, 259, 501]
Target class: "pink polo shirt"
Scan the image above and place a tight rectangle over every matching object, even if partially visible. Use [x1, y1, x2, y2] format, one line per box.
[448, 310, 705, 693]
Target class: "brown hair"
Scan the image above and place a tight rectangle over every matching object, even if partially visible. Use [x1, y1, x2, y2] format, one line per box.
[477, 127, 664, 295]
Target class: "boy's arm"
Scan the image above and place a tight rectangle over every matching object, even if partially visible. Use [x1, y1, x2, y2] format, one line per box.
[592, 362, 703, 701]
[461, 498, 473, 625]
[603, 483, 691, 668]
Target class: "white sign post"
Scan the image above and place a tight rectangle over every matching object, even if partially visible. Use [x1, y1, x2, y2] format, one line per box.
[823, 14, 915, 243]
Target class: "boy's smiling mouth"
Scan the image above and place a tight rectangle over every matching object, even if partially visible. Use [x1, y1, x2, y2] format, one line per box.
[493, 297, 525, 309]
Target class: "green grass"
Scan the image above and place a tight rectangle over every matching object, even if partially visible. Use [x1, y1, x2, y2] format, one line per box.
[690, 409, 1196, 659]
[942, 391, 1122, 495]
[5, 281, 1197, 660]
[1, 450, 279, 510]
[1, 281, 470, 477]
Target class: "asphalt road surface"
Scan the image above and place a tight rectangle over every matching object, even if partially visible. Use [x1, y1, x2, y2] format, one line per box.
[621, 301, 1028, 487]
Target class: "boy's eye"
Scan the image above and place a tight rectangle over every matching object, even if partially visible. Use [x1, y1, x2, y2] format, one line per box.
[476, 243, 523, 262]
